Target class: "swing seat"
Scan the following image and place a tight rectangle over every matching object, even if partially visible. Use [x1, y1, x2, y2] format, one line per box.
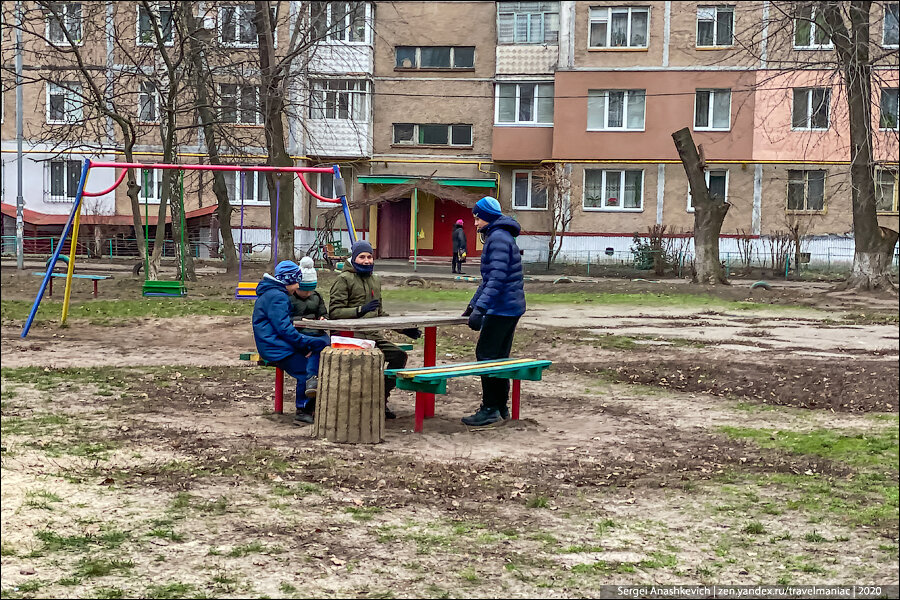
[235, 281, 258, 300]
[143, 280, 187, 297]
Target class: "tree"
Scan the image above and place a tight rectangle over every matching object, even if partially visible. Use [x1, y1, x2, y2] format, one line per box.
[534, 164, 574, 269]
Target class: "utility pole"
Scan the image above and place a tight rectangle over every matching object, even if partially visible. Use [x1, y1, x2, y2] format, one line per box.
[15, 0, 25, 270]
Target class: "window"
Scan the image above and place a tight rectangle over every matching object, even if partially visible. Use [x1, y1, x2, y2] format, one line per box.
[48, 160, 81, 202]
[589, 7, 649, 48]
[497, 2, 559, 44]
[219, 4, 264, 47]
[395, 46, 475, 69]
[687, 170, 728, 211]
[309, 80, 369, 121]
[584, 170, 643, 211]
[876, 169, 899, 212]
[312, 171, 349, 207]
[496, 83, 554, 124]
[793, 4, 831, 48]
[512, 170, 548, 210]
[139, 168, 163, 203]
[880, 88, 899, 130]
[311, 2, 367, 43]
[46, 2, 82, 45]
[694, 89, 731, 130]
[587, 89, 645, 130]
[393, 123, 472, 147]
[220, 84, 261, 125]
[792, 87, 830, 130]
[47, 82, 82, 124]
[222, 171, 270, 205]
[138, 3, 173, 46]
[787, 170, 826, 211]
[884, 2, 899, 47]
[138, 81, 159, 123]
[696, 6, 733, 47]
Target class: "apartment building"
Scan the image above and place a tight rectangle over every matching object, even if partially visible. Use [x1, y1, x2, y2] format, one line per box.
[2, 1, 898, 264]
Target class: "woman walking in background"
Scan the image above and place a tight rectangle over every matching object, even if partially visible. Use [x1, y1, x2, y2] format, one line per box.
[451, 219, 467, 274]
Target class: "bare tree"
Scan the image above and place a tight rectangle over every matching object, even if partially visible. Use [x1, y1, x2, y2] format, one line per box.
[534, 164, 574, 269]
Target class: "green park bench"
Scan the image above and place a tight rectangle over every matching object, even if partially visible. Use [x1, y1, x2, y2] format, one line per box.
[385, 358, 552, 432]
[32, 272, 112, 298]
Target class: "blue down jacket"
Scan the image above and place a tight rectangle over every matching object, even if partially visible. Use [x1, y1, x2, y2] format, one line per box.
[470, 215, 526, 317]
[253, 275, 325, 362]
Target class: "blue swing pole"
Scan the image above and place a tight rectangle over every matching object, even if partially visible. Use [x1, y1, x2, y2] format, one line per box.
[332, 165, 357, 244]
[21, 158, 92, 338]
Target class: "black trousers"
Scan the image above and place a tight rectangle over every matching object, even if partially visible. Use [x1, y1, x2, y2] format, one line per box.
[475, 315, 520, 410]
[376, 340, 408, 399]
[452, 253, 464, 272]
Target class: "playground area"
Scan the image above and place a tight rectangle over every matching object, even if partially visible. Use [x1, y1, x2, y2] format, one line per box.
[1, 263, 898, 598]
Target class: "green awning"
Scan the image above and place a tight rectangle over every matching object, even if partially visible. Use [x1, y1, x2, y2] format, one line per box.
[358, 175, 496, 188]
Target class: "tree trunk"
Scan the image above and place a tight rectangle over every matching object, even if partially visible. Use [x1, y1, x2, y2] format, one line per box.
[256, 1, 295, 267]
[180, 4, 238, 274]
[313, 348, 385, 444]
[672, 127, 730, 285]
[824, 2, 899, 291]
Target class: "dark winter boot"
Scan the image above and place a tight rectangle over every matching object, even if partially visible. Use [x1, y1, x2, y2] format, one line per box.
[461, 405, 502, 427]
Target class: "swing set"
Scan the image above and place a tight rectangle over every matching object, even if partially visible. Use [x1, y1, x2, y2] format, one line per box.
[21, 159, 357, 339]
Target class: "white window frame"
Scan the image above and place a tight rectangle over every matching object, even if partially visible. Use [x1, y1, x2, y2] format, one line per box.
[219, 83, 262, 125]
[139, 168, 164, 204]
[394, 46, 476, 70]
[138, 81, 160, 124]
[687, 170, 729, 212]
[696, 5, 734, 47]
[879, 88, 899, 130]
[219, 4, 264, 48]
[587, 89, 646, 131]
[223, 171, 270, 206]
[497, 2, 560, 45]
[45, 2, 83, 46]
[793, 5, 833, 49]
[876, 168, 899, 213]
[308, 79, 369, 121]
[137, 2, 174, 47]
[311, 2, 370, 44]
[883, 2, 899, 48]
[495, 82, 554, 126]
[693, 89, 732, 131]
[511, 170, 548, 211]
[46, 82, 83, 124]
[588, 6, 650, 49]
[312, 170, 351, 208]
[786, 169, 827, 212]
[792, 87, 831, 130]
[583, 169, 644, 212]
[47, 159, 82, 203]
[392, 123, 473, 147]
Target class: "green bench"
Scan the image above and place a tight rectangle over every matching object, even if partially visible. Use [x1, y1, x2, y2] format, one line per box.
[385, 358, 552, 432]
[241, 344, 415, 415]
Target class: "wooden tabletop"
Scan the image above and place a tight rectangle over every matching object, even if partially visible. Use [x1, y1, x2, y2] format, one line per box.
[295, 314, 467, 331]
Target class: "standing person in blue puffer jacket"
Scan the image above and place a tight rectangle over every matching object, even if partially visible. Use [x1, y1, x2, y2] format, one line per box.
[253, 260, 330, 426]
[461, 196, 526, 426]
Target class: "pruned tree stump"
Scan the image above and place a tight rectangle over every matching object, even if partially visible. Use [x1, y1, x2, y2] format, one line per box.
[313, 347, 385, 444]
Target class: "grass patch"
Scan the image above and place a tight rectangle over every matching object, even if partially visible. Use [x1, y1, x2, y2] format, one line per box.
[144, 582, 195, 599]
[148, 529, 185, 542]
[75, 556, 134, 578]
[227, 541, 266, 557]
[741, 521, 767, 535]
[345, 506, 382, 522]
[1, 299, 253, 325]
[525, 495, 549, 509]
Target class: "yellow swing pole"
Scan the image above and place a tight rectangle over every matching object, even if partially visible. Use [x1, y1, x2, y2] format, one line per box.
[61, 169, 91, 325]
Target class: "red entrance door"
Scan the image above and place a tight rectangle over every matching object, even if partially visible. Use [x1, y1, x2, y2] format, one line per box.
[432, 199, 480, 257]
[377, 199, 411, 259]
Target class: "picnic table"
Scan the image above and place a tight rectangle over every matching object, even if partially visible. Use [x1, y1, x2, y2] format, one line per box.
[32, 272, 112, 298]
[296, 314, 467, 431]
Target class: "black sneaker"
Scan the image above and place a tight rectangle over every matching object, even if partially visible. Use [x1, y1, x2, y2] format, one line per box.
[461, 406, 502, 427]
[499, 405, 510, 420]
[385, 405, 397, 420]
[293, 410, 314, 425]
[305, 376, 318, 399]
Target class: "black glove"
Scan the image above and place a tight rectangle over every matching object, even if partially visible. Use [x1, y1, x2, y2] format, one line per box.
[467, 308, 484, 331]
[400, 328, 422, 340]
[461, 304, 474, 317]
[357, 299, 380, 317]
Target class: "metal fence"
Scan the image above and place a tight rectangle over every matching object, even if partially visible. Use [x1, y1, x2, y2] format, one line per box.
[1, 236, 209, 260]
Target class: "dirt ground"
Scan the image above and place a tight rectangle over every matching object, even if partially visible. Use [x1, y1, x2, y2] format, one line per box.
[1, 265, 898, 598]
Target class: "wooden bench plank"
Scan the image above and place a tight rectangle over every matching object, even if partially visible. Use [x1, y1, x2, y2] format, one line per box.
[32, 272, 111, 280]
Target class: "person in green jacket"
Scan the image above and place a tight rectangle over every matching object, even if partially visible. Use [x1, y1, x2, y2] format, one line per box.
[328, 240, 420, 419]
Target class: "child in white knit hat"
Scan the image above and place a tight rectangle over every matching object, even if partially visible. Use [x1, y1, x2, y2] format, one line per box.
[288, 256, 329, 422]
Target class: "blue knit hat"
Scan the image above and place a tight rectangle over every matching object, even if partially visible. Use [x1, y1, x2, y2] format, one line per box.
[473, 196, 502, 222]
[273, 260, 301, 285]
[351, 240, 374, 263]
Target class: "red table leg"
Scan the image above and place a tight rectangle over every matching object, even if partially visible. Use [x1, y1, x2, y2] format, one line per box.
[93, 280, 98, 298]
[423, 326, 436, 418]
[511, 379, 521, 420]
[274, 367, 284, 414]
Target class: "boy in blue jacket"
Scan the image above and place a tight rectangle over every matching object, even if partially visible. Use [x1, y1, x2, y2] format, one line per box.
[253, 260, 330, 425]
[461, 196, 526, 426]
